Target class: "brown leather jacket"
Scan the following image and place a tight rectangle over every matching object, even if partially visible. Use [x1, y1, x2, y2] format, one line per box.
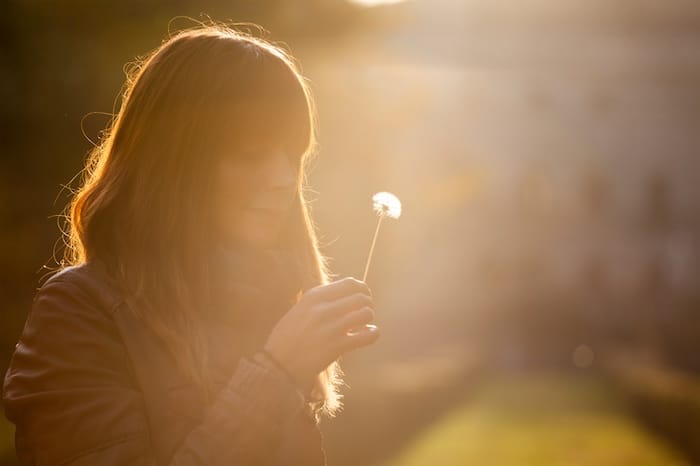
[2, 260, 328, 466]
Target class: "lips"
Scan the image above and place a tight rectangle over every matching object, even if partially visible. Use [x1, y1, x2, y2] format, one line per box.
[246, 195, 295, 218]
[246, 207, 286, 219]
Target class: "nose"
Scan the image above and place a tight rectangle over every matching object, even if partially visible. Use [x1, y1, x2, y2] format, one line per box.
[267, 148, 296, 187]
[261, 146, 297, 204]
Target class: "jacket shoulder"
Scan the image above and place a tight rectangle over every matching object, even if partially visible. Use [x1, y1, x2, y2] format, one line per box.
[4, 263, 147, 466]
[37, 262, 124, 314]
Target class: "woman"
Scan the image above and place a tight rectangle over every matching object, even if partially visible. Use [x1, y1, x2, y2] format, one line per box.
[2, 22, 380, 466]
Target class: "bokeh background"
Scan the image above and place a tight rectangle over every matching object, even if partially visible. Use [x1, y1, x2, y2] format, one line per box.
[2, 1, 699, 465]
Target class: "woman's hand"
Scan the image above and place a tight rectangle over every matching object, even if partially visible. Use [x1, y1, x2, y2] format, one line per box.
[261, 277, 380, 392]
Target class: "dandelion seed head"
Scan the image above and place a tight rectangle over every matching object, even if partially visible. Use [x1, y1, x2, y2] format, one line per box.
[372, 191, 402, 219]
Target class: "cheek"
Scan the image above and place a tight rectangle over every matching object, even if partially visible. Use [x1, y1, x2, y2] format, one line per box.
[213, 160, 266, 238]
[215, 162, 260, 208]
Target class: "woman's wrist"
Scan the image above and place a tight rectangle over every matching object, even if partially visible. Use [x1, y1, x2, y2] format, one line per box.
[250, 350, 324, 424]
[252, 349, 312, 401]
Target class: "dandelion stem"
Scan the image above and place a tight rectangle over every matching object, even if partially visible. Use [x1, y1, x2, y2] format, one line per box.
[362, 215, 384, 282]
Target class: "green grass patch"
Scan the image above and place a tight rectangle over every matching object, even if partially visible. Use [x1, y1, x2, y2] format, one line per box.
[379, 372, 690, 466]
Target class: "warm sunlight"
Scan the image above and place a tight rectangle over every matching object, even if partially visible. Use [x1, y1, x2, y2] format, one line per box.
[4, 2, 700, 466]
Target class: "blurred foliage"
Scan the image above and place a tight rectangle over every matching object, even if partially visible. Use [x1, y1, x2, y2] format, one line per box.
[0, 409, 14, 466]
[604, 354, 700, 463]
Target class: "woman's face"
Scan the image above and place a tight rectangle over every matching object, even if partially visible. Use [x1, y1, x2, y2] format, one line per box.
[214, 141, 298, 250]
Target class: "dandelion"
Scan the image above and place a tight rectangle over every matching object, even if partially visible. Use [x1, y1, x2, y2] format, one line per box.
[362, 191, 402, 282]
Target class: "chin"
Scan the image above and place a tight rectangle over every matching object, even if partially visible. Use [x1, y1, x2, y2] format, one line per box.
[238, 232, 280, 250]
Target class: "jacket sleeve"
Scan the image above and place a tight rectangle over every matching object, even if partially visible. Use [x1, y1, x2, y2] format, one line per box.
[2, 277, 307, 466]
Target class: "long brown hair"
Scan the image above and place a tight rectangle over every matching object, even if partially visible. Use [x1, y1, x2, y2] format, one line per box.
[62, 22, 344, 418]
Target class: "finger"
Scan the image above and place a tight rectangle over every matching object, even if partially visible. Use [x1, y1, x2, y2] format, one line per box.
[336, 324, 380, 353]
[304, 277, 372, 304]
[330, 307, 375, 335]
[320, 292, 374, 321]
